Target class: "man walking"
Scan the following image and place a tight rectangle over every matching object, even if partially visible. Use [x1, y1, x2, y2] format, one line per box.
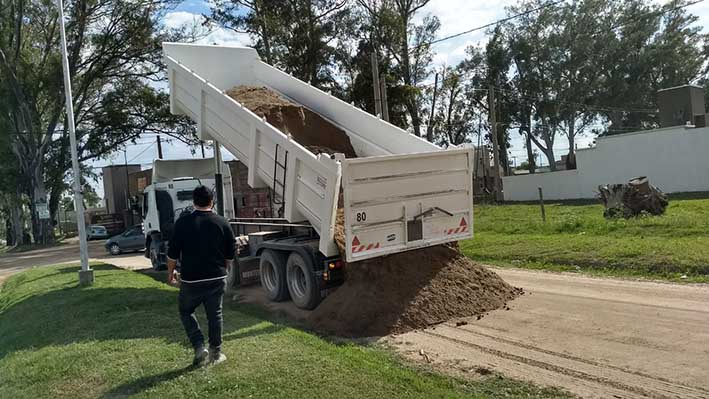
[167, 185, 236, 367]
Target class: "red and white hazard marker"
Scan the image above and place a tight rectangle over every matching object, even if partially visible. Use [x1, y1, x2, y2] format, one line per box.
[351, 235, 381, 253]
[445, 217, 469, 235]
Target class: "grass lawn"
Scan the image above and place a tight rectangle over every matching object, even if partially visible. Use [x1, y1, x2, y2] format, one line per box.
[461, 197, 709, 282]
[0, 264, 570, 399]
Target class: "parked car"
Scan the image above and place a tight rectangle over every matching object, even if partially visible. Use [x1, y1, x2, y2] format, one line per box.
[88, 225, 109, 241]
[105, 226, 145, 255]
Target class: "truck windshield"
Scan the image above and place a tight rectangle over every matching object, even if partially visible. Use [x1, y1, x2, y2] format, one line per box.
[176, 190, 193, 201]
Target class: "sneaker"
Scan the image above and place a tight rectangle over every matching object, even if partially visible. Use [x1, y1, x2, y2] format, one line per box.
[192, 346, 209, 367]
[208, 349, 227, 365]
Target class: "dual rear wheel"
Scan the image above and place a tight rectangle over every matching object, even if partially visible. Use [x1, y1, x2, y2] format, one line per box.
[259, 249, 321, 310]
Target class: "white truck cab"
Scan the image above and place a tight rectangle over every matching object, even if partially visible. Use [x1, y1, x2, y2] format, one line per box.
[142, 158, 234, 270]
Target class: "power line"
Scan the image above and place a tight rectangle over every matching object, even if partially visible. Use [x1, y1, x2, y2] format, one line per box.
[126, 142, 156, 164]
[490, 86, 657, 113]
[416, 0, 567, 49]
[416, 0, 706, 102]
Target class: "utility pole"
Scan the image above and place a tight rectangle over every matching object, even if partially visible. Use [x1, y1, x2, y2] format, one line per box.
[379, 74, 389, 122]
[213, 141, 224, 216]
[200, 141, 206, 158]
[57, 0, 91, 284]
[488, 85, 503, 202]
[156, 135, 163, 159]
[124, 149, 132, 226]
[371, 52, 382, 117]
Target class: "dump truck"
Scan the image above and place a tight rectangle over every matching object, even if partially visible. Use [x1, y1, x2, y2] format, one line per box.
[142, 158, 235, 270]
[164, 43, 474, 309]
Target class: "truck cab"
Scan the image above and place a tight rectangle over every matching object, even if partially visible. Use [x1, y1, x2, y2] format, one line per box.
[142, 158, 234, 270]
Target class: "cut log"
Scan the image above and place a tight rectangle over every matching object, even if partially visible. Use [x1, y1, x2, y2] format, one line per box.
[598, 177, 668, 218]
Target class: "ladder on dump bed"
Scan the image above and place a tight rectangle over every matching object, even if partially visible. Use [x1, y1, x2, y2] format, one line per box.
[271, 144, 288, 218]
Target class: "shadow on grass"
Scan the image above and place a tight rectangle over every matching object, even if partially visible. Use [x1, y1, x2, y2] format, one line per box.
[0, 264, 294, 397]
[0, 265, 285, 360]
[101, 365, 198, 398]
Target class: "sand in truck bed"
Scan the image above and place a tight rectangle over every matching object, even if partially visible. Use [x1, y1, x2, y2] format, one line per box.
[228, 85, 520, 337]
[226, 86, 357, 158]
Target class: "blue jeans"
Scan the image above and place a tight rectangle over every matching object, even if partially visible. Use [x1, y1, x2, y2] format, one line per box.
[178, 279, 226, 352]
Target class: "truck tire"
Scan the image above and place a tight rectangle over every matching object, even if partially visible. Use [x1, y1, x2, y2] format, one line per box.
[150, 240, 166, 271]
[226, 259, 240, 288]
[286, 252, 321, 310]
[259, 250, 289, 302]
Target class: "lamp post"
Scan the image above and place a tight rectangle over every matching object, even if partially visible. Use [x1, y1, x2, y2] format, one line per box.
[56, 0, 92, 284]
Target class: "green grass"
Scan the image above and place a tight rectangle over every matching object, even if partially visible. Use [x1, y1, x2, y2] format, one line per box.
[461, 198, 709, 282]
[0, 264, 570, 399]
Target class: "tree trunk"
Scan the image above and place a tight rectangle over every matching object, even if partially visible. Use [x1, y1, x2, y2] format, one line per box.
[523, 112, 535, 173]
[28, 162, 53, 244]
[566, 116, 577, 169]
[49, 180, 63, 229]
[426, 72, 439, 142]
[525, 134, 535, 174]
[10, 188, 24, 246]
[399, 11, 422, 137]
[499, 130, 509, 176]
[406, 99, 422, 137]
[598, 177, 668, 218]
[545, 145, 556, 171]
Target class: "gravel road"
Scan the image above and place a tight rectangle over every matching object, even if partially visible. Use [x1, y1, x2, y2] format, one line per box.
[387, 267, 709, 399]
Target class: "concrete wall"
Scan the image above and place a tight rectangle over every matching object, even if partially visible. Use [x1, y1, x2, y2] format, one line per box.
[503, 126, 709, 201]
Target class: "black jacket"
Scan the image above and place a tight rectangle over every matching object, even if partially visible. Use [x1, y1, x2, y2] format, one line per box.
[167, 210, 236, 283]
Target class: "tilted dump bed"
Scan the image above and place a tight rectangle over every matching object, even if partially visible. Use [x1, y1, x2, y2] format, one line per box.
[164, 43, 473, 262]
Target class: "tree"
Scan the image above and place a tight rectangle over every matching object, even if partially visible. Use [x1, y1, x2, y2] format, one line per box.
[0, 115, 25, 245]
[358, 0, 438, 137]
[209, 0, 352, 91]
[499, 0, 708, 170]
[597, 0, 708, 134]
[0, 0, 195, 244]
[346, 40, 410, 127]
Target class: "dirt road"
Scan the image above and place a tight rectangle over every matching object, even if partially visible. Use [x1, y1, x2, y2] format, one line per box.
[0, 240, 150, 284]
[387, 267, 709, 399]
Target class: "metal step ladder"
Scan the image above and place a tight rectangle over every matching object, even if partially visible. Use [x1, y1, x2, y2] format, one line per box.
[271, 144, 288, 217]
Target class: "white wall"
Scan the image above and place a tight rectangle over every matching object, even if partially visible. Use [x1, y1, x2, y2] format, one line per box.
[503, 126, 709, 201]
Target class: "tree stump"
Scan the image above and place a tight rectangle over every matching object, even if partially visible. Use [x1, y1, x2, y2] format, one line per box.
[598, 177, 668, 218]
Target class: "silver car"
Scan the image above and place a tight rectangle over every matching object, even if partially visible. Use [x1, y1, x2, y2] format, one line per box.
[87, 225, 109, 240]
[104, 226, 145, 255]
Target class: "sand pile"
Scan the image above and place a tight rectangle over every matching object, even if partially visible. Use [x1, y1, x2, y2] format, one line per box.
[310, 244, 522, 337]
[227, 86, 358, 158]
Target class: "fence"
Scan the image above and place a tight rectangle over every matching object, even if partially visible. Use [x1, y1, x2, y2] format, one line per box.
[503, 125, 709, 201]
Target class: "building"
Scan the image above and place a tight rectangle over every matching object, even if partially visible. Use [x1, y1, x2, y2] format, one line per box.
[102, 164, 141, 214]
[226, 160, 272, 218]
[502, 85, 709, 201]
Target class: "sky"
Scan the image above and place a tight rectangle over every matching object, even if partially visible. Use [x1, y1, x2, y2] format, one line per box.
[90, 0, 709, 199]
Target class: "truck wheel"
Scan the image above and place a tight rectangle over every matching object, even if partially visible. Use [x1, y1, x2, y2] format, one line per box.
[226, 259, 240, 288]
[286, 252, 321, 310]
[259, 250, 289, 302]
[150, 241, 165, 271]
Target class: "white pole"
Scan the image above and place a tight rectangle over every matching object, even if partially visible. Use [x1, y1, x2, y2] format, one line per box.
[56, 0, 92, 284]
[213, 141, 224, 216]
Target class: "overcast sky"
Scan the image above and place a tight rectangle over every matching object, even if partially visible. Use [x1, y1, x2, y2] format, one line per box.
[91, 0, 709, 199]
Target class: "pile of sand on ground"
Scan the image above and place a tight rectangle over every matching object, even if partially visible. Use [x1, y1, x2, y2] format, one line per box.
[226, 86, 358, 158]
[309, 244, 522, 337]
